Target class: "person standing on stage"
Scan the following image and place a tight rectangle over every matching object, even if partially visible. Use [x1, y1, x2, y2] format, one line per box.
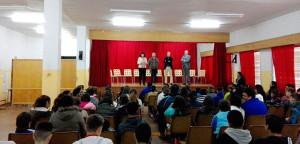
[137, 52, 147, 86]
[164, 51, 173, 84]
[148, 52, 159, 84]
[181, 50, 191, 85]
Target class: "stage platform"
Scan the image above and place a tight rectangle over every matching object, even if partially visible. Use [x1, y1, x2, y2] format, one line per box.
[98, 83, 212, 96]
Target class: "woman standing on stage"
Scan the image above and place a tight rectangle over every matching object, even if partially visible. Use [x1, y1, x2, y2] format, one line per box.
[236, 72, 246, 86]
[137, 52, 147, 86]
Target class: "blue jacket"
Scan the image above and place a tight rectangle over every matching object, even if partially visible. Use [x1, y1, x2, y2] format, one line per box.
[139, 86, 152, 101]
[213, 91, 224, 106]
[90, 96, 99, 106]
[157, 93, 177, 111]
[211, 111, 229, 134]
[286, 102, 300, 124]
[242, 98, 267, 119]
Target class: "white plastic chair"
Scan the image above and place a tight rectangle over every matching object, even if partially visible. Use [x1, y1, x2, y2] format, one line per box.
[157, 69, 163, 83]
[123, 69, 133, 84]
[190, 69, 196, 84]
[146, 69, 151, 77]
[133, 69, 139, 84]
[197, 70, 207, 84]
[113, 69, 123, 84]
[110, 70, 115, 84]
[174, 69, 183, 83]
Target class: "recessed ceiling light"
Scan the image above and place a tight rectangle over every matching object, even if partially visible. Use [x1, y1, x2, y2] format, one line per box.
[34, 25, 44, 34]
[112, 17, 145, 27]
[189, 20, 220, 28]
[206, 12, 244, 17]
[110, 9, 150, 14]
[10, 12, 44, 23]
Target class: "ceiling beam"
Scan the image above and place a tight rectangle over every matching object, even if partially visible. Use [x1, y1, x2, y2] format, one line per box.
[200, 50, 214, 57]
[89, 30, 229, 43]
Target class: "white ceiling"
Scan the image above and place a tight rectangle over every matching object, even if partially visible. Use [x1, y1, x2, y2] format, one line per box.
[0, 0, 300, 37]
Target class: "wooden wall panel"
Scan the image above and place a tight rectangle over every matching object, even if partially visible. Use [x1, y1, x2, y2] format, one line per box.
[60, 60, 76, 91]
[12, 59, 42, 104]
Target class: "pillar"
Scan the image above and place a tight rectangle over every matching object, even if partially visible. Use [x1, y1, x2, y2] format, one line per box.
[260, 48, 273, 91]
[76, 26, 90, 88]
[233, 53, 241, 84]
[42, 0, 62, 105]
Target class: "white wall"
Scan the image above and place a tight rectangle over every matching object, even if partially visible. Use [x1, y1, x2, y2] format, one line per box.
[228, 9, 300, 47]
[0, 25, 43, 70]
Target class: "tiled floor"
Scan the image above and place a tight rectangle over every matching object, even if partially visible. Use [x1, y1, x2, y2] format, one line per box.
[0, 105, 169, 143]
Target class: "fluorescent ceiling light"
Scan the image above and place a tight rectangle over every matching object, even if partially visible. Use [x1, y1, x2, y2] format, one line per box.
[0, 6, 27, 9]
[189, 20, 220, 28]
[10, 12, 44, 23]
[206, 12, 244, 17]
[112, 17, 145, 27]
[34, 25, 44, 34]
[110, 9, 150, 14]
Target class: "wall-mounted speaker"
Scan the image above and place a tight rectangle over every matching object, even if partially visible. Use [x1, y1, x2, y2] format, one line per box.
[232, 55, 237, 63]
[79, 51, 83, 60]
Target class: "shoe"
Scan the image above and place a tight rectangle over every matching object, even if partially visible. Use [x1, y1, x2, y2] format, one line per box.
[183, 83, 186, 85]
[188, 83, 191, 85]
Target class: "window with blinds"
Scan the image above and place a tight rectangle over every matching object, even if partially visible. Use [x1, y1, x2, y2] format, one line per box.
[294, 47, 300, 90]
[254, 52, 261, 85]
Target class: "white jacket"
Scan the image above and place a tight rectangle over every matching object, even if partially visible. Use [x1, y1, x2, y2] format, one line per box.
[137, 57, 147, 68]
[73, 136, 113, 144]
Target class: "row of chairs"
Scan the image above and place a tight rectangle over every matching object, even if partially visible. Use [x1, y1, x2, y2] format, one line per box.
[110, 69, 207, 84]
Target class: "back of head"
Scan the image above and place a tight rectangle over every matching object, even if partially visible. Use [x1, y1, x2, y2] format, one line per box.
[180, 87, 188, 98]
[230, 95, 242, 108]
[101, 96, 113, 105]
[120, 94, 129, 105]
[129, 91, 138, 103]
[147, 82, 152, 87]
[217, 87, 222, 92]
[227, 110, 244, 128]
[86, 114, 104, 133]
[291, 93, 300, 101]
[34, 122, 53, 143]
[33, 95, 51, 108]
[255, 85, 266, 96]
[286, 84, 295, 89]
[62, 90, 71, 95]
[207, 86, 214, 93]
[57, 95, 74, 108]
[200, 88, 207, 95]
[81, 93, 91, 102]
[218, 99, 230, 112]
[86, 88, 94, 95]
[170, 84, 179, 94]
[151, 86, 156, 92]
[243, 87, 256, 98]
[16, 112, 31, 131]
[271, 88, 280, 98]
[72, 87, 81, 97]
[266, 114, 283, 134]
[172, 95, 187, 111]
[195, 87, 201, 93]
[203, 96, 214, 109]
[162, 85, 169, 94]
[73, 97, 81, 106]
[123, 86, 130, 94]
[127, 101, 139, 115]
[130, 89, 137, 95]
[103, 90, 113, 98]
[188, 92, 197, 103]
[135, 123, 151, 143]
[271, 81, 277, 88]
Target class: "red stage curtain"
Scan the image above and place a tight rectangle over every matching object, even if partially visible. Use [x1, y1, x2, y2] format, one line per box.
[201, 56, 213, 84]
[226, 54, 233, 85]
[89, 40, 110, 87]
[240, 51, 255, 87]
[212, 43, 227, 87]
[90, 40, 198, 86]
[272, 45, 295, 94]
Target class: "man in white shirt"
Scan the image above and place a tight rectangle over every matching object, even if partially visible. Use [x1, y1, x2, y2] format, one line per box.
[73, 114, 113, 144]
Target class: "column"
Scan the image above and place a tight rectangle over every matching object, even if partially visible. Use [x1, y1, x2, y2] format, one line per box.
[260, 49, 273, 91]
[42, 0, 62, 105]
[76, 26, 90, 88]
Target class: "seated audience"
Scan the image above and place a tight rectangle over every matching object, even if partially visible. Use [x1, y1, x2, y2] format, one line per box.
[103, 90, 117, 108]
[194, 96, 218, 124]
[135, 123, 152, 144]
[33, 122, 53, 144]
[242, 87, 267, 119]
[265, 89, 282, 106]
[96, 96, 115, 117]
[187, 92, 202, 108]
[49, 95, 86, 138]
[29, 95, 51, 129]
[180, 87, 189, 99]
[72, 87, 82, 97]
[164, 95, 190, 118]
[157, 84, 179, 137]
[147, 86, 158, 102]
[213, 87, 224, 107]
[207, 86, 216, 97]
[196, 88, 207, 104]
[230, 95, 245, 119]
[123, 86, 131, 98]
[117, 102, 149, 144]
[139, 82, 153, 102]
[217, 110, 253, 144]
[212, 100, 230, 135]
[73, 97, 88, 119]
[282, 87, 294, 104]
[254, 114, 292, 144]
[51, 93, 66, 112]
[80, 93, 96, 111]
[266, 81, 277, 99]
[297, 88, 300, 95]
[285, 93, 300, 124]
[129, 89, 143, 109]
[15, 112, 34, 134]
[254, 85, 266, 102]
[87, 88, 99, 106]
[73, 114, 113, 144]
[115, 95, 129, 116]
[223, 86, 231, 100]
[157, 85, 169, 104]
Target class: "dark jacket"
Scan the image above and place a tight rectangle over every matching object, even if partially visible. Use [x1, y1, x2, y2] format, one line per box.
[49, 106, 86, 138]
[29, 109, 51, 129]
[157, 93, 178, 112]
[254, 135, 292, 144]
[194, 107, 218, 124]
[96, 103, 115, 117]
[116, 117, 148, 144]
[164, 57, 173, 69]
[236, 77, 246, 86]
